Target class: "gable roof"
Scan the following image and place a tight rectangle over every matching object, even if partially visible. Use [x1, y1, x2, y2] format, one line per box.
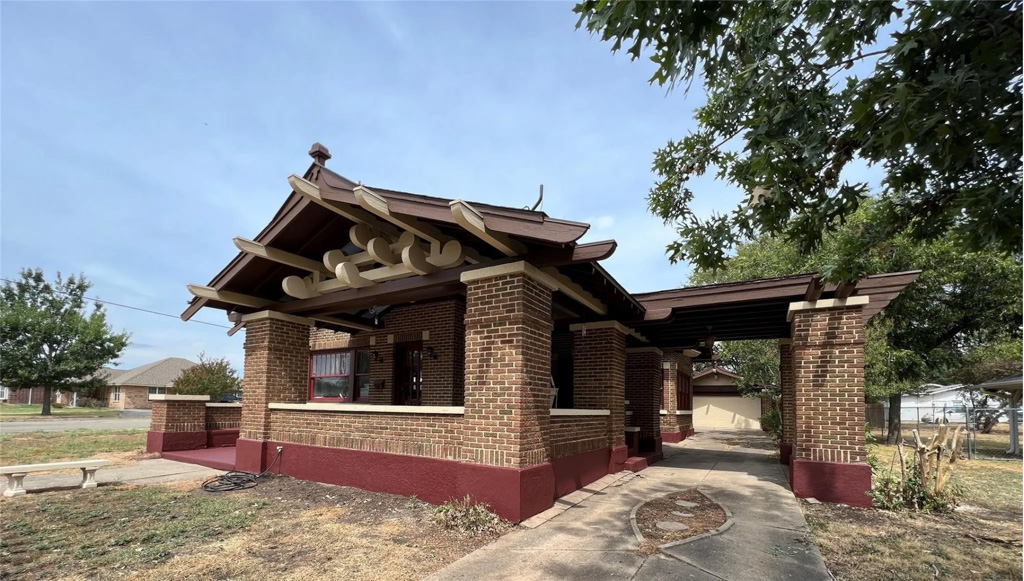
[692, 367, 743, 382]
[101, 357, 197, 388]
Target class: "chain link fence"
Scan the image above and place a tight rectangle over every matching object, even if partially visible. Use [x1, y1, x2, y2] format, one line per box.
[866, 405, 1023, 460]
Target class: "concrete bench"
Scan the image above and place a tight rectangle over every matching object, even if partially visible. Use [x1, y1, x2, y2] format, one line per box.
[1, 460, 110, 497]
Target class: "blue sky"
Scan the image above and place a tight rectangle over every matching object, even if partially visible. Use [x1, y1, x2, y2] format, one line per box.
[1, 2, 748, 372]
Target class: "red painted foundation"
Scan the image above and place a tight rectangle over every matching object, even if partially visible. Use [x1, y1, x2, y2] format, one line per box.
[162, 447, 236, 471]
[790, 458, 872, 507]
[207, 429, 239, 448]
[608, 444, 628, 473]
[685, 426, 695, 438]
[146, 431, 207, 453]
[779, 443, 793, 465]
[552, 447, 610, 497]
[662, 431, 683, 443]
[233, 438, 632, 523]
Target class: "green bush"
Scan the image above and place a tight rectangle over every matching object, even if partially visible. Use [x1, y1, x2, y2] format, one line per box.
[431, 496, 506, 536]
[760, 407, 782, 441]
[868, 453, 963, 512]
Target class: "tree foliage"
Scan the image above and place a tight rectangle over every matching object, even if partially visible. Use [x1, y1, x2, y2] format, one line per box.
[685, 203, 1021, 404]
[575, 0, 1022, 280]
[0, 269, 130, 415]
[172, 353, 241, 400]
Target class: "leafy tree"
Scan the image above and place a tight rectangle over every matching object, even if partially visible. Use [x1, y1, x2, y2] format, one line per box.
[575, 0, 1022, 280]
[0, 269, 130, 415]
[172, 353, 241, 400]
[949, 339, 1023, 433]
[686, 203, 1021, 442]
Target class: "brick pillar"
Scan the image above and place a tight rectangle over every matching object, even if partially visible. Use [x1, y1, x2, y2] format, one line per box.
[146, 395, 210, 452]
[661, 354, 680, 442]
[779, 339, 795, 465]
[626, 348, 663, 458]
[460, 264, 556, 521]
[570, 321, 628, 473]
[236, 311, 313, 473]
[789, 298, 871, 507]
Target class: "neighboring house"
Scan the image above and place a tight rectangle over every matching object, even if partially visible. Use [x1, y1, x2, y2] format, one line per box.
[101, 358, 197, 410]
[691, 365, 762, 430]
[890, 384, 968, 422]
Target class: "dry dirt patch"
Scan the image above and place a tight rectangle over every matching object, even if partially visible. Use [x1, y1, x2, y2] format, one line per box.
[634, 488, 727, 546]
[1, 475, 508, 581]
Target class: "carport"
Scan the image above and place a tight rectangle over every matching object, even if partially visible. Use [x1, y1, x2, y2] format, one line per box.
[630, 271, 920, 506]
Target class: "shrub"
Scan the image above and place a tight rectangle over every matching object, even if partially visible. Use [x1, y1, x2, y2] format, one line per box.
[869, 425, 965, 512]
[760, 407, 782, 441]
[431, 496, 506, 536]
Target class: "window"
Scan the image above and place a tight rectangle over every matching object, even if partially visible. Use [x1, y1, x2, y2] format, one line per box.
[0, 385, 8, 401]
[677, 372, 692, 411]
[112, 386, 121, 402]
[148, 387, 167, 399]
[310, 350, 370, 402]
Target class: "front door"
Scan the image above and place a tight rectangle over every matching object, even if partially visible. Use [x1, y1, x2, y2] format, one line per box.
[395, 341, 423, 405]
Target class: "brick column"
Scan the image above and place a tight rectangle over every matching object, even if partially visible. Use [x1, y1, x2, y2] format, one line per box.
[460, 263, 555, 521]
[661, 353, 681, 442]
[236, 311, 313, 473]
[779, 339, 795, 465]
[570, 321, 628, 472]
[146, 395, 210, 452]
[789, 297, 871, 507]
[626, 348, 663, 458]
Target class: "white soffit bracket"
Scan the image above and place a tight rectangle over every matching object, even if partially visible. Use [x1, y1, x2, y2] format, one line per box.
[786, 295, 870, 322]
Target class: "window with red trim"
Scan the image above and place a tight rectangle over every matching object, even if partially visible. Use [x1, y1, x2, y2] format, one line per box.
[677, 372, 692, 411]
[309, 350, 371, 402]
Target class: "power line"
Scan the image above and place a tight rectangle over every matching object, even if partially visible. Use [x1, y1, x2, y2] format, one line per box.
[0, 277, 232, 330]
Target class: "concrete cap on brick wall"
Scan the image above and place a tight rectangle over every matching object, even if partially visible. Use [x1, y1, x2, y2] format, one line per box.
[241, 310, 315, 326]
[786, 295, 870, 321]
[459, 260, 559, 290]
[149, 394, 210, 402]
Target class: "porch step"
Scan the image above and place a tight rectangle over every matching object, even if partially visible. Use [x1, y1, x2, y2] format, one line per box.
[624, 456, 648, 472]
[162, 448, 236, 471]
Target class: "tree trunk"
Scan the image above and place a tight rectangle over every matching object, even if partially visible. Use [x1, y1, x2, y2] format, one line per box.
[41, 385, 52, 416]
[886, 393, 902, 444]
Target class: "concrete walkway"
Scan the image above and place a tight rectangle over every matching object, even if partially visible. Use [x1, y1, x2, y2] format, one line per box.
[0, 458, 222, 496]
[431, 430, 830, 581]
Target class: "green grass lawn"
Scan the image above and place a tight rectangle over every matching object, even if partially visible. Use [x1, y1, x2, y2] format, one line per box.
[0, 429, 148, 466]
[0, 404, 121, 422]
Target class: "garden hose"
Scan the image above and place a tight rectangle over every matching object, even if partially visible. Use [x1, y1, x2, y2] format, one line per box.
[200, 447, 282, 492]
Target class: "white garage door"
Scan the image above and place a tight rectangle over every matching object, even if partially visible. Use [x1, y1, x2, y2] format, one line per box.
[693, 396, 762, 430]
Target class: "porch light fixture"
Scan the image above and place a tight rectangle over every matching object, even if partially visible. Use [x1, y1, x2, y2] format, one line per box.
[425, 346, 438, 360]
[371, 350, 383, 363]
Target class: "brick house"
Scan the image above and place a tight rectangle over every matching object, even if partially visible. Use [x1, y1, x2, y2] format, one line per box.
[101, 358, 197, 410]
[149, 144, 920, 521]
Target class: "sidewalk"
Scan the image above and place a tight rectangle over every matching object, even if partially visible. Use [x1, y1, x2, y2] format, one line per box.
[0, 458, 223, 496]
[430, 430, 830, 581]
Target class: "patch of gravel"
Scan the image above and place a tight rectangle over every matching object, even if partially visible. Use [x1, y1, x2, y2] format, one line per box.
[635, 489, 727, 545]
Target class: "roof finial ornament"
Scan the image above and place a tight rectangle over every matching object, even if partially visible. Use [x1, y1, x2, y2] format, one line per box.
[308, 142, 331, 166]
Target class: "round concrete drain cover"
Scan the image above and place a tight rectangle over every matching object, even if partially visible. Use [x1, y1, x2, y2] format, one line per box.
[671, 511, 694, 518]
[656, 521, 690, 532]
[674, 500, 698, 508]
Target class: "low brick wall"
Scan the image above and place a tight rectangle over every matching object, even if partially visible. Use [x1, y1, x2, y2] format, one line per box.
[206, 404, 242, 430]
[549, 416, 609, 459]
[267, 408, 464, 461]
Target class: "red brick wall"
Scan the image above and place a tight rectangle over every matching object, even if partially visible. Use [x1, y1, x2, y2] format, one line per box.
[150, 400, 206, 433]
[268, 409, 463, 460]
[660, 353, 694, 437]
[549, 416, 609, 458]
[462, 272, 553, 468]
[626, 349, 662, 440]
[791, 306, 866, 464]
[779, 341, 796, 446]
[206, 405, 242, 430]
[241, 316, 311, 441]
[572, 325, 627, 447]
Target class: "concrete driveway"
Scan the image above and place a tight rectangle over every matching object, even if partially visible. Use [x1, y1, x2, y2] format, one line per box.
[0, 411, 152, 433]
[431, 430, 830, 581]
